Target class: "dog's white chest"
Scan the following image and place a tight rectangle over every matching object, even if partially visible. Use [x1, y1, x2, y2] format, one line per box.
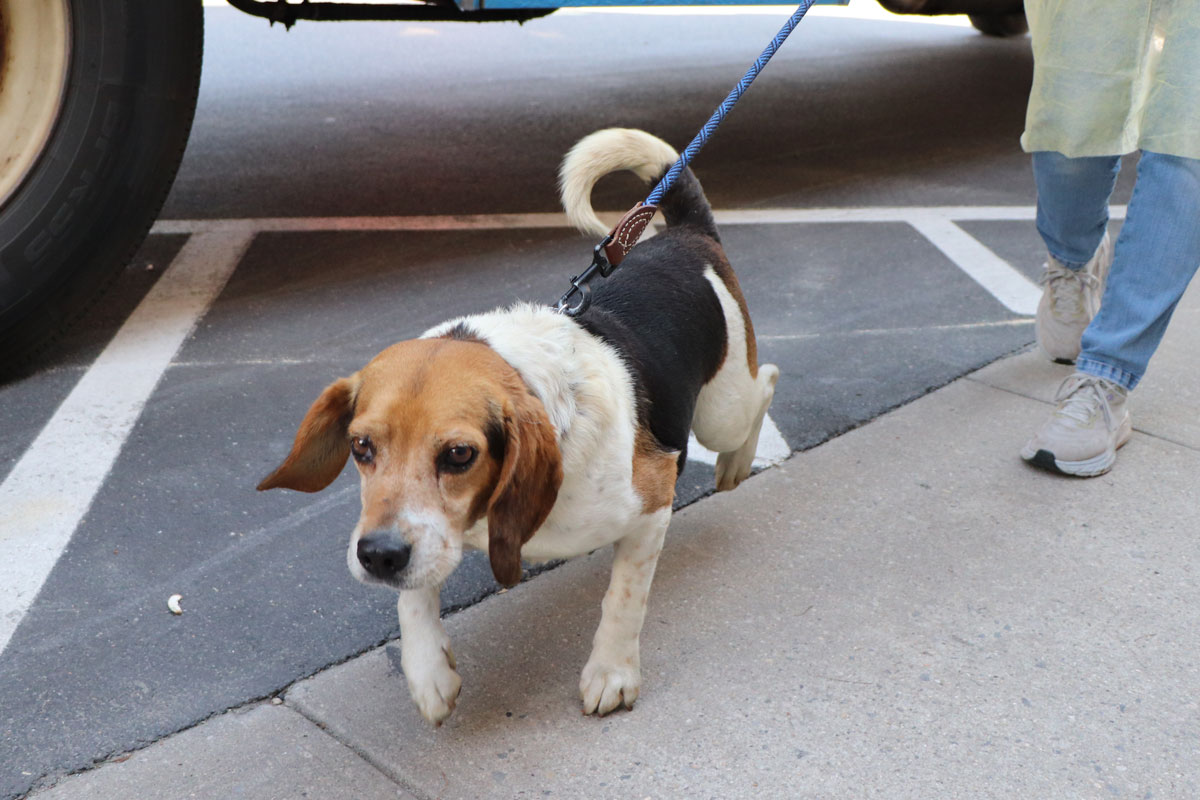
[463, 430, 648, 562]
[446, 304, 652, 562]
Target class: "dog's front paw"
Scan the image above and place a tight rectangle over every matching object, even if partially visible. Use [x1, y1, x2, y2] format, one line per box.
[404, 643, 462, 726]
[580, 656, 641, 716]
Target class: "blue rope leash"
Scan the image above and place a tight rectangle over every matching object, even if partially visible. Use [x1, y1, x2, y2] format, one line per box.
[645, 0, 817, 207]
[557, 0, 816, 316]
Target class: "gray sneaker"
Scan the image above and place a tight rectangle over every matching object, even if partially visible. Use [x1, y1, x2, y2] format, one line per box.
[1035, 232, 1112, 363]
[1020, 373, 1132, 477]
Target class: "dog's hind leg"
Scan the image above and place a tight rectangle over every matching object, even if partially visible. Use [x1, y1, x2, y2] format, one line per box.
[691, 267, 780, 491]
[580, 508, 671, 716]
[713, 363, 779, 491]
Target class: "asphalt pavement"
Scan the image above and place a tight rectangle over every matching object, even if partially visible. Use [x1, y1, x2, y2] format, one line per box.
[5, 5, 1183, 799]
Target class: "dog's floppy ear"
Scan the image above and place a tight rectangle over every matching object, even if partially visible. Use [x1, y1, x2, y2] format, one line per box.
[486, 389, 562, 587]
[257, 375, 359, 493]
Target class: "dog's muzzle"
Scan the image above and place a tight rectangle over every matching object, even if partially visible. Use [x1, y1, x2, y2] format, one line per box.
[356, 531, 412, 583]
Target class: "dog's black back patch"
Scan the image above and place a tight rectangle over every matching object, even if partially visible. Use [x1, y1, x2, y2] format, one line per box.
[655, 166, 720, 243]
[576, 227, 728, 458]
[439, 321, 484, 344]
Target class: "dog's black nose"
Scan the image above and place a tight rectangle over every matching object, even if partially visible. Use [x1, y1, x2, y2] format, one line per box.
[357, 531, 411, 581]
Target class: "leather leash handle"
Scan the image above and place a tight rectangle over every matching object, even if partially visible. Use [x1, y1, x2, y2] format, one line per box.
[603, 202, 658, 268]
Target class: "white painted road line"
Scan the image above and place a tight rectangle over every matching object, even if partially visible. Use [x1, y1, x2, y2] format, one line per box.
[150, 206, 1126, 235]
[152, 213, 580, 235]
[758, 318, 1034, 341]
[687, 413, 791, 469]
[905, 213, 1041, 315]
[152, 205, 1128, 316]
[0, 229, 255, 655]
[720, 206, 1127, 223]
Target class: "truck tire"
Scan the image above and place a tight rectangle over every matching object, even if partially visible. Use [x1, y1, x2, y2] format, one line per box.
[0, 0, 203, 373]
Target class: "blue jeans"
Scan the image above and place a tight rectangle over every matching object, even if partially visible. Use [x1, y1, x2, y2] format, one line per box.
[1033, 150, 1200, 390]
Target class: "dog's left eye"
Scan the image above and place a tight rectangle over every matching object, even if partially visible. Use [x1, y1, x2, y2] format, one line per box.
[439, 444, 477, 473]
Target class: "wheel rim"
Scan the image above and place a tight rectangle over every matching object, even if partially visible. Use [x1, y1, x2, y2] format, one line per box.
[0, 0, 71, 207]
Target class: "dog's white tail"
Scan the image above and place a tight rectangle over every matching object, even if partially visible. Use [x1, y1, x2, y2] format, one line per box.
[558, 128, 679, 239]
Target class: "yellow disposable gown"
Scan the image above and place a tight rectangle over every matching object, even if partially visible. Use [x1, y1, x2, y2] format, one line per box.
[1021, 0, 1200, 159]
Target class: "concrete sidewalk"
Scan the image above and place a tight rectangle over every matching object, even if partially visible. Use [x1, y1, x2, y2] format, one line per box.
[29, 288, 1199, 799]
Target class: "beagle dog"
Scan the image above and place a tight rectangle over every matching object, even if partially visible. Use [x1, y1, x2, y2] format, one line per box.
[258, 128, 779, 724]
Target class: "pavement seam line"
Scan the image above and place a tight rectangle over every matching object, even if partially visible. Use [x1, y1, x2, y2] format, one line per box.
[284, 692, 436, 800]
[271, 703, 418, 797]
[963, 376, 1200, 453]
[1135, 431, 1200, 453]
[962, 374, 1048, 403]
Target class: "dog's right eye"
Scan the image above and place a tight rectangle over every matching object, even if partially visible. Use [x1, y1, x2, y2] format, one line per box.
[438, 444, 477, 473]
[350, 436, 375, 465]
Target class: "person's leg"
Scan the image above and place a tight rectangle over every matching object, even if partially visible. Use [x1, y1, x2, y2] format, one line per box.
[1033, 151, 1121, 269]
[1023, 150, 1200, 476]
[1076, 151, 1200, 390]
[1031, 151, 1122, 361]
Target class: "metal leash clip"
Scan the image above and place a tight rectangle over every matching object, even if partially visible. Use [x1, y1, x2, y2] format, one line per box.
[554, 202, 658, 317]
[555, 240, 614, 317]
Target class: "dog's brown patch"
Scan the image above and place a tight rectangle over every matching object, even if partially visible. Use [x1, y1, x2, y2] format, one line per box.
[486, 380, 563, 586]
[257, 375, 359, 493]
[631, 427, 677, 513]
